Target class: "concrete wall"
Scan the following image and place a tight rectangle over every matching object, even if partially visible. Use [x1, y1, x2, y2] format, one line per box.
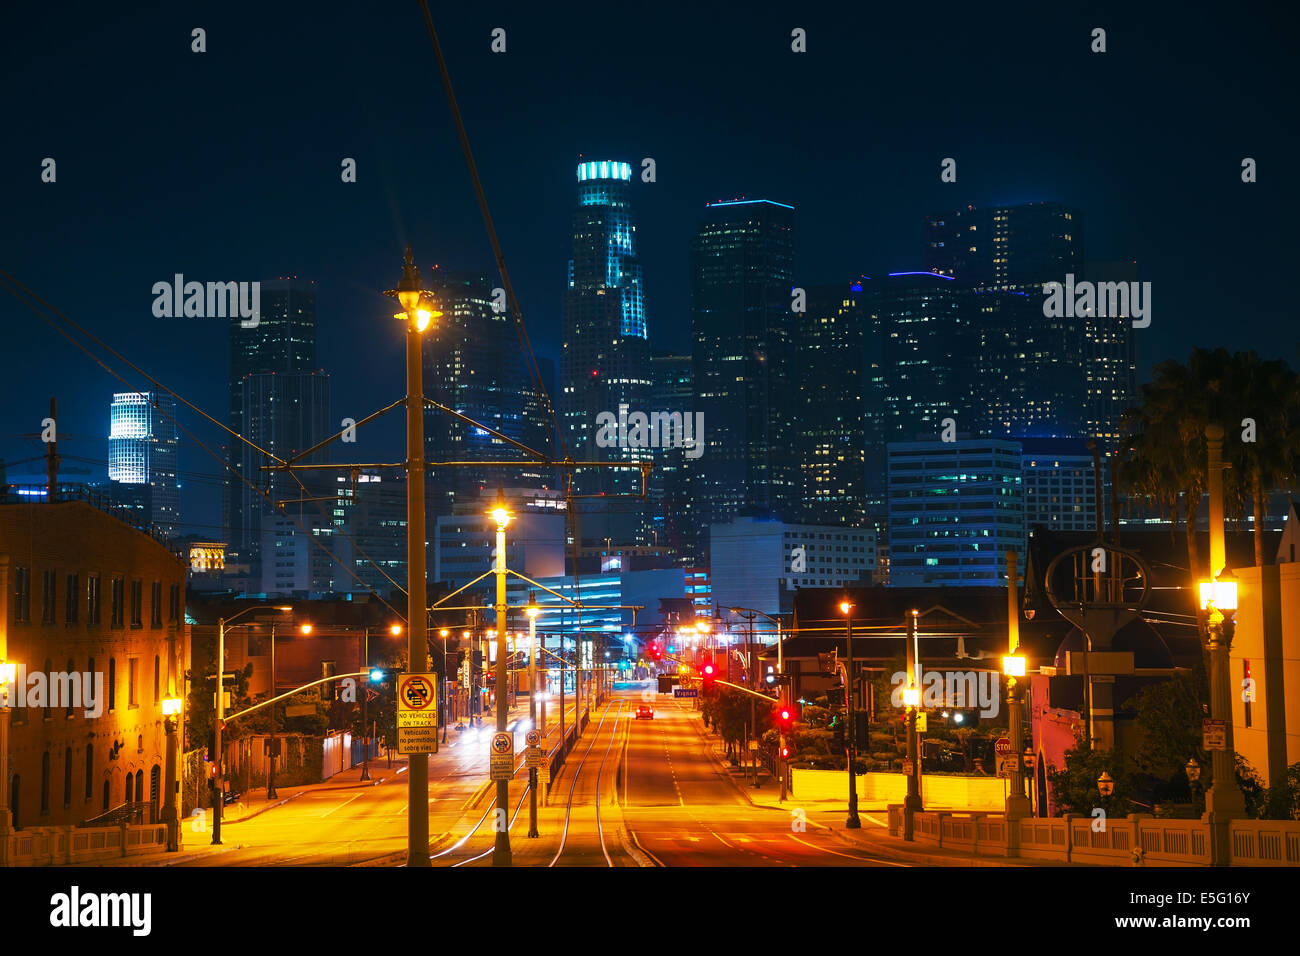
[791, 768, 1005, 810]
[1232, 562, 1300, 787]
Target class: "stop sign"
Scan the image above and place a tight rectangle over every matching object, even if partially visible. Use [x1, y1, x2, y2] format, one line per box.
[995, 737, 1013, 757]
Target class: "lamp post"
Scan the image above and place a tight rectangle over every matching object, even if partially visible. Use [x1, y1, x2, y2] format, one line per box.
[839, 600, 860, 829]
[527, 594, 540, 839]
[1003, 550, 1031, 822]
[0, 650, 18, 865]
[267, 621, 280, 798]
[1199, 565, 1245, 864]
[491, 497, 513, 866]
[903, 609, 922, 840]
[161, 694, 182, 850]
[439, 628, 450, 743]
[1186, 757, 1202, 809]
[1098, 770, 1115, 812]
[213, 604, 291, 846]
[386, 247, 439, 867]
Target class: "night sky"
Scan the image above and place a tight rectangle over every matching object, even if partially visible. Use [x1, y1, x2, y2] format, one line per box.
[2, 0, 1296, 537]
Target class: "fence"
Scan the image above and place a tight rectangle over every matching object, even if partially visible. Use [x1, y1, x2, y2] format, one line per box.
[4, 822, 170, 866]
[791, 768, 1005, 809]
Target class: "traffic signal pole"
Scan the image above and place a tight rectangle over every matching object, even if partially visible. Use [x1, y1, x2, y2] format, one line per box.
[904, 610, 922, 840]
[492, 503, 512, 867]
[845, 611, 860, 829]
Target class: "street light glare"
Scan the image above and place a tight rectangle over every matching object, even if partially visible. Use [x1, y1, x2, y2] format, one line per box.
[300, 623, 312, 635]
[839, 601, 853, 616]
[415, 308, 433, 332]
[491, 506, 512, 529]
[390, 624, 402, 635]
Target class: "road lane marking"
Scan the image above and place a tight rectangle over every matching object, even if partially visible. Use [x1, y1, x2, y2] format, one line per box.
[322, 792, 365, 818]
[787, 833, 909, 866]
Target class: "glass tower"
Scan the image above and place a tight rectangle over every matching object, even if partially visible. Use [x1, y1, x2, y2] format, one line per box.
[108, 390, 179, 538]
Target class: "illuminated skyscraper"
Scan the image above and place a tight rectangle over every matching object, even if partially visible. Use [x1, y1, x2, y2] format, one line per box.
[690, 198, 796, 558]
[560, 160, 652, 544]
[108, 390, 179, 538]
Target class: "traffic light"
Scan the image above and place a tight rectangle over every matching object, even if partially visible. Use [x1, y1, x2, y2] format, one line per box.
[765, 665, 776, 686]
[648, 641, 661, 661]
[779, 743, 792, 760]
[831, 715, 845, 749]
[701, 657, 716, 691]
[367, 668, 388, 683]
[775, 704, 794, 733]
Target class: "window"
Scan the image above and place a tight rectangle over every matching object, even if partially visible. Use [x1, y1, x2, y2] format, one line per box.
[102, 780, 109, 811]
[1243, 659, 1253, 729]
[108, 659, 116, 711]
[43, 658, 52, 721]
[111, 578, 124, 628]
[14, 566, 31, 623]
[63, 748, 72, 808]
[65, 658, 75, 717]
[128, 658, 138, 708]
[65, 573, 78, 624]
[41, 570, 56, 624]
[130, 580, 143, 628]
[150, 582, 162, 627]
[84, 745, 93, 801]
[153, 655, 160, 703]
[41, 752, 50, 815]
[168, 584, 180, 623]
[87, 575, 101, 625]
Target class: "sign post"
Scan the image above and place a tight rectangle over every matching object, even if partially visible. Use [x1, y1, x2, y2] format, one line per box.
[396, 673, 439, 755]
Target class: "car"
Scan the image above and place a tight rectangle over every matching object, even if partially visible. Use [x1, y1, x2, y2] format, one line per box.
[635, 704, 654, 719]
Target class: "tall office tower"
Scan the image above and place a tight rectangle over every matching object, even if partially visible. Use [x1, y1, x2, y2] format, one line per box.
[423, 269, 535, 515]
[236, 369, 331, 578]
[648, 351, 695, 564]
[1020, 438, 1103, 532]
[926, 202, 1087, 440]
[560, 160, 653, 545]
[524, 356, 558, 455]
[107, 390, 180, 538]
[1081, 260, 1138, 443]
[926, 202, 1083, 287]
[887, 437, 1025, 587]
[227, 277, 317, 553]
[690, 198, 797, 560]
[795, 283, 867, 527]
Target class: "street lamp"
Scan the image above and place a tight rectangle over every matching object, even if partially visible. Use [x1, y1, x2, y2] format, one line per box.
[490, 495, 513, 866]
[1186, 757, 1203, 809]
[162, 695, 183, 851]
[839, 600, 860, 829]
[212, 605, 291, 846]
[903, 608, 923, 841]
[1198, 566, 1245, 844]
[437, 628, 450, 742]
[0, 653, 20, 865]
[386, 247, 441, 867]
[1098, 770, 1115, 799]
[526, 593, 540, 838]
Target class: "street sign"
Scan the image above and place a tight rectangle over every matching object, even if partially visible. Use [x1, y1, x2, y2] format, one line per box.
[489, 731, 514, 780]
[996, 754, 1018, 778]
[902, 759, 913, 776]
[1023, 751, 1038, 770]
[525, 745, 545, 768]
[915, 712, 928, 733]
[396, 673, 439, 755]
[525, 729, 540, 747]
[674, 687, 698, 698]
[994, 737, 1013, 758]
[1202, 718, 1227, 751]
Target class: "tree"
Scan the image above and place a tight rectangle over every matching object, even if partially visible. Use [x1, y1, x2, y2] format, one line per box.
[1047, 740, 1131, 816]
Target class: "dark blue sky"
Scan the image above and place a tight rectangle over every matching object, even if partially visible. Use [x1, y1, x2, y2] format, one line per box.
[2, 0, 1296, 537]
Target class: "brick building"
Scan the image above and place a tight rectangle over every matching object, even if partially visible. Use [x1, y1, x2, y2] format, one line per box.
[0, 487, 186, 830]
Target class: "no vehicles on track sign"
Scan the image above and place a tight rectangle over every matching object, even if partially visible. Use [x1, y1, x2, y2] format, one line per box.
[397, 673, 439, 755]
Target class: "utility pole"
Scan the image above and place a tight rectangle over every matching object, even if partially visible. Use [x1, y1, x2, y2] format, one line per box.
[213, 616, 226, 845]
[360, 627, 371, 782]
[843, 603, 860, 828]
[527, 594, 539, 838]
[46, 397, 59, 500]
[267, 622, 278, 799]
[903, 609, 922, 840]
[491, 495, 512, 866]
[1005, 552, 1030, 821]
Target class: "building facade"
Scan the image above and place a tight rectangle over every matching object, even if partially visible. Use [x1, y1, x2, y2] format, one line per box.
[108, 391, 180, 539]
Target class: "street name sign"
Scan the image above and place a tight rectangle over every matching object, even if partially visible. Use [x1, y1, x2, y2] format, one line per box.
[396, 672, 439, 755]
[674, 687, 698, 698]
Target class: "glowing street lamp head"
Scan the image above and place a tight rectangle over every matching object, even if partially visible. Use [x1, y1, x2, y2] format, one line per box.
[901, 686, 920, 708]
[839, 600, 853, 616]
[390, 624, 402, 636]
[0, 660, 17, 686]
[1199, 569, 1238, 615]
[1002, 655, 1026, 678]
[695, 618, 710, 635]
[275, 606, 293, 612]
[161, 696, 183, 717]
[299, 623, 312, 635]
[490, 505, 512, 530]
[386, 246, 441, 330]
[439, 628, 449, 638]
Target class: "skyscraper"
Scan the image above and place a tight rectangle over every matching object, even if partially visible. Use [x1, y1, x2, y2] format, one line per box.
[424, 269, 537, 515]
[1081, 260, 1139, 442]
[925, 202, 1088, 440]
[690, 199, 796, 557]
[107, 390, 179, 538]
[560, 160, 652, 545]
[795, 283, 867, 527]
[227, 277, 319, 557]
[649, 351, 695, 563]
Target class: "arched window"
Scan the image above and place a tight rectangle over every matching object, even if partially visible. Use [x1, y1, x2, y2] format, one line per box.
[43, 659, 52, 719]
[102, 780, 109, 811]
[124, 772, 133, 803]
[137, 734, 143, 753]
[63, 748, 72, 807]
[84, 745, 93, 801]
[135, 770, 144, 808]
[66, 658, 75, 717]
[150, 765, 161, 819]
[40, 752, 50, 814]
[153, 655, 160, 702]
[108, 658, 116, 711]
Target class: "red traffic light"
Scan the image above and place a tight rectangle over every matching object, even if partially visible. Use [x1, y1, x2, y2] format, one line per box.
[702, 662, 714, 676]
[780, 745, 791, 759]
